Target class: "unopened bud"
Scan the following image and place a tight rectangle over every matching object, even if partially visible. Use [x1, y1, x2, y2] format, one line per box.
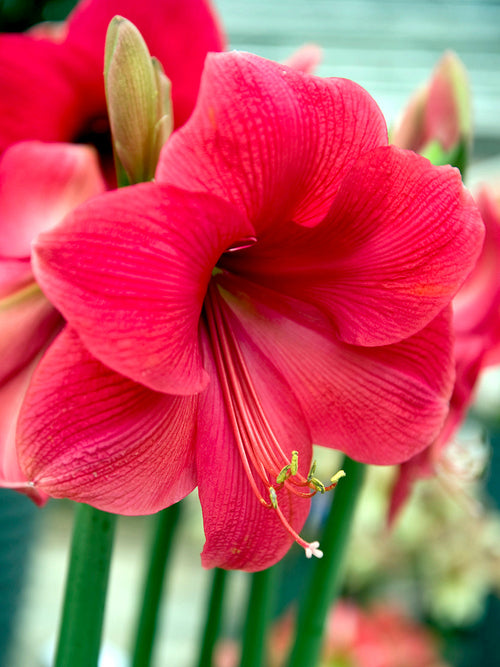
[104, 16, 173, 185]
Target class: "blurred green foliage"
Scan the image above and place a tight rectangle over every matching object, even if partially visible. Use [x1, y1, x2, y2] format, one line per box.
[0, 0, 77, 31]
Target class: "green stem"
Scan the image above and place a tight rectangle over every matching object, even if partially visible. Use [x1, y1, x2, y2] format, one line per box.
[240, 566, 277, 667]
[54, 503, 117, 667]
[287, 456, 365, 667]
[131, 502, 182, 667]
[195, 568, 228, 667]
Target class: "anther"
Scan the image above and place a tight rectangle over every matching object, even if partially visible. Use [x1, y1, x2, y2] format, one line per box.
[330, 470, 346, 484]
[276, 464, 291, 485]
[309, 477, 326, 494]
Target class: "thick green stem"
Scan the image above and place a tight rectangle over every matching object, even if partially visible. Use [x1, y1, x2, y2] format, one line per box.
[54, 503, 116, 667]
[287, 456, 365, 667]
[240, 566, 277, 667]
[195, 568, 228, 667]
[131, 502, 182, 667]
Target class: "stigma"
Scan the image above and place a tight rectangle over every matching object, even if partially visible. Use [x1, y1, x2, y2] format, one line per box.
[205, 281, 345, 559]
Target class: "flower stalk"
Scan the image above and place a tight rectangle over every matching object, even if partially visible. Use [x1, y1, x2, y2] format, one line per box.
[287, 456, 365, 667]
[131, 502, 182, 667]
[54, 503, 116, 667]
[195, 568, 229, 667]
[239, 565, 277, 667]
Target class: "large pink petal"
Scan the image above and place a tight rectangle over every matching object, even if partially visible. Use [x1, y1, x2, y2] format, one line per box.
[0, 0, 225, 152]
[216, 277, 455, 465]
[0, 258, 32, 298]
[222, 146, 484, 346]
[33, 185, 253, 394]
[157, 51, 387, 232]
[196, 326, 312, 571]
[454, 187, 500, 343]
[0, 34, 89, 152]
[17, 327, 198, 514]
[0, 141, 105, 258]
[0, 358, 48, 505]
[0, 284, 63, 385]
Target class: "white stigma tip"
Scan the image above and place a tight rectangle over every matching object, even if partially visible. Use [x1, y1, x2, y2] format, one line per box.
[305, 541, 323, 559]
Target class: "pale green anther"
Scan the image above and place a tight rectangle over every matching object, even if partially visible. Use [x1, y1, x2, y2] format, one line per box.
[104, 16, 174, 184]
[309, 478, 325, 494]
[276, 465, 291, 485]
[330, 470, 346, 485]
[269, 487, 278, 509]
[307, 460, 317, 480]
[291, 451, 299, 476]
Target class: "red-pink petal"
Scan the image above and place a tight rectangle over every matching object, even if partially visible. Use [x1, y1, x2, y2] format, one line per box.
[222, 146, 484, 346]
[33, 185, 253, 394]
[0, 34, 88, 152]
[217, 278, 455, 465]
[0, 258, 32, 298]
[196, 326, 312, 571]
[0, 284, 63, 385]
[17, 327, 197, 514]
[0, 359, 48, 505]
[0, 141, 105, 258]
[157, 51, 387, 232]
[0, 0, 225, 152]
[454, 187, 500, 344]
[65, 0, 226, 128]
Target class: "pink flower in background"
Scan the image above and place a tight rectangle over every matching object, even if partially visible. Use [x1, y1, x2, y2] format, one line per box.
[391, 51, 471, 156]
[17, 53, 483, 570]
[264, 601, 449, 667]
[0, 0, 225, 157]
[390, 185, 500, 518]
[0, 141, 105, 503]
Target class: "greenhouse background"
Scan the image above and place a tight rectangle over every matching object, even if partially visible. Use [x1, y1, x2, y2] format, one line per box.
[1, 0, 500, 665]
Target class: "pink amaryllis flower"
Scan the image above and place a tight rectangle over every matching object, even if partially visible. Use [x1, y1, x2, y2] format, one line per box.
[390, 184, 500, 516]
[0, 140, 105, 503]
[0, 0, 225, 157]
[17, 53, 483, 571]
[263, 601, 449, 667]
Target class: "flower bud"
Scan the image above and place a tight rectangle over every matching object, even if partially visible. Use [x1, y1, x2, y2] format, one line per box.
[104, 16, 173, 184]
[392, 51, 472, 173]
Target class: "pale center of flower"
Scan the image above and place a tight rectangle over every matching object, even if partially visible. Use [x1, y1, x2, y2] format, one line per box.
[204, 282, 344, 558]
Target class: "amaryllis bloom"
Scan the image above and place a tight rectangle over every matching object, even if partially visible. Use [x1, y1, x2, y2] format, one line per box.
[0, 141, 105, 503]
[390, 185, 500, 517]
[264, 601, 449, 667]
[18, 53, 483, 571]
[0, 0, 225, 157]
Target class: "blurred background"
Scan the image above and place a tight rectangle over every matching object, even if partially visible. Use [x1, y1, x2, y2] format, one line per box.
[1, 0, 500, 665]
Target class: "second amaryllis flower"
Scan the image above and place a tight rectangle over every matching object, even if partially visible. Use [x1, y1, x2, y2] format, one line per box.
[17, 53, 483, 571]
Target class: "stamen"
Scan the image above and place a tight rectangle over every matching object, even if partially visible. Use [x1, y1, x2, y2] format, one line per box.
[308, 459, 317, 479]
[205, 282, 343, 558]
